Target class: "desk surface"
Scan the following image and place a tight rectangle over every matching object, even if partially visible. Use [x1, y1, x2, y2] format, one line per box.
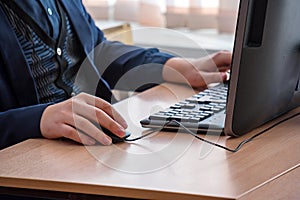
[0, 83, 299, 200]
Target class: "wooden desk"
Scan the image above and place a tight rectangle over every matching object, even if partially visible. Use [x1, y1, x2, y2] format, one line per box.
[0, 83, 299, 200]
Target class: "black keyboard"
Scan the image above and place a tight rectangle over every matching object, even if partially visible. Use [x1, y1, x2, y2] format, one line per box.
[140, 84, 228, 132]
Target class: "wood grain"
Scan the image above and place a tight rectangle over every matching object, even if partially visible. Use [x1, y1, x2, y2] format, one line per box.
[0, 83, 299, 200]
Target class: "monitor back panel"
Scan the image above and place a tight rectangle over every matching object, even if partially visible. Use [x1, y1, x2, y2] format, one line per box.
[225, 0, 300, 136]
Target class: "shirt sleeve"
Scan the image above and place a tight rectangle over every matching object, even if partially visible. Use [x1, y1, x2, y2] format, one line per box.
[93, 41, 175, 92]
[0, 104, 49, 149]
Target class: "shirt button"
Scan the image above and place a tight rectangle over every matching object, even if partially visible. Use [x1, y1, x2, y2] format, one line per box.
[47, 8, 53, 16]
[56, 48, 62, 56]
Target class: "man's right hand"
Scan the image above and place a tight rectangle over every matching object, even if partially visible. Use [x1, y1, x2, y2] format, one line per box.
[40, 93, 128, 145]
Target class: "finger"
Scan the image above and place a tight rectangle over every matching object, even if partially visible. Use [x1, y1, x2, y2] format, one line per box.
[61, 124, 97, 146]
[65, 114, 112, 145]
[81, 94, 128, 129]
[200, 71, 227, 86]
[211, 51, 232, 68]
[218, 67, 231, 72]
[72, 101, 126, 138]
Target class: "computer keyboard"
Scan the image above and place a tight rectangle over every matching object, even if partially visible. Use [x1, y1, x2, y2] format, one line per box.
[140, 83, 228, 131]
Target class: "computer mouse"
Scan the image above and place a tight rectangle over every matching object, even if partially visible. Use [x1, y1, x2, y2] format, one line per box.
[101, 127, 131, 144]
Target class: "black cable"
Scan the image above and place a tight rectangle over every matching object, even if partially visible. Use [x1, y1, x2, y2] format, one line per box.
[124, 129, 160, 142]
[171, 120, 248, 153]
[125, 112, 300, 152]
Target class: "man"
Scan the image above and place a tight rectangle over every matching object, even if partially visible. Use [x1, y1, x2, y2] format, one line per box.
[0, 0, 231, 149]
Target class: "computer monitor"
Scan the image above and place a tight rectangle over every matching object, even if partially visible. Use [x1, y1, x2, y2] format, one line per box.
[225, 0, 300, 136]
[140, 0, 300, 137]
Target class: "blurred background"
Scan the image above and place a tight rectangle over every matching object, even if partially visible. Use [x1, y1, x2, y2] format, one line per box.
[83, 0, 239, 34]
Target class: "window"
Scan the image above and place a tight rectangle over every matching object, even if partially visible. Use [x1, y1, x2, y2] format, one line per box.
[83, 0, 239, 33]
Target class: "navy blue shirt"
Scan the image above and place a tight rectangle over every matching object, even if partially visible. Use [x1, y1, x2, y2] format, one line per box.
[1, 0, 85, 103]
[15, 0, 61, 39]
[0, 0, 174, 149]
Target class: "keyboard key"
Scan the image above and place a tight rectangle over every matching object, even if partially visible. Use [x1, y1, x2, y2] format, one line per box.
[211, 107, 221, 112]
[169, 116, 190, 121]
[188, 117, 201, 122]
[170, 105, 182, 109]
[204, 110, 214, 115]
[182, 104, 196, 109]
[149, 114, 169, 120]
[199, 106, 211, 111]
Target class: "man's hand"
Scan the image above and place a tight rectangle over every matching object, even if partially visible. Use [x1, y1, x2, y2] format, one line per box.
[163, 51, 232, 89]
[40, 93, 128, 145]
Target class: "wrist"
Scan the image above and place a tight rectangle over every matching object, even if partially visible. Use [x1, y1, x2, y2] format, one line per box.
[163, 57, 194, 84]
